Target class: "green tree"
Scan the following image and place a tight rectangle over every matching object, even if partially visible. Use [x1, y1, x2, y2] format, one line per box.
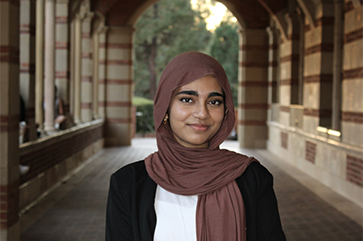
[134, 0, 211, 99]
[209, 20, 239, 107]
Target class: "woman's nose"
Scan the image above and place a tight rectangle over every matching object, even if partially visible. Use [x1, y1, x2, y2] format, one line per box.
[193, 103, 209, 119]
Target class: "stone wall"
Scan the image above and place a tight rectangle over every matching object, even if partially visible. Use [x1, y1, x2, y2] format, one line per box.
[266, 2, 363, 208]
[268, 121, 363, 207]
[342, 3, 363, 147]
[18, 120, 104, 212]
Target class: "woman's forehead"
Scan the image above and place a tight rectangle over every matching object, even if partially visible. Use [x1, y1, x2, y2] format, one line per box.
[172, 75, 223, 94]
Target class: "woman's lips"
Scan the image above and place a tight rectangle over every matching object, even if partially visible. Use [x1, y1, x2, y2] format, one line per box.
[188, 124, 209, 131]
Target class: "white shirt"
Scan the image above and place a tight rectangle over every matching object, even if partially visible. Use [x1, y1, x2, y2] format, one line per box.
[154, 185, 198, 241]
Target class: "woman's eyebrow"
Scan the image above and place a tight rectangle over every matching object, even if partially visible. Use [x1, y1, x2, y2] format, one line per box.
[175, 90, 224, 98]
[208, 92, 224, 98]
[175, 90, 198, 96]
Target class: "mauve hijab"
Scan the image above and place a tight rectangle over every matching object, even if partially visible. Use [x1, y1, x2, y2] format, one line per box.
[145, 52, 255, 241]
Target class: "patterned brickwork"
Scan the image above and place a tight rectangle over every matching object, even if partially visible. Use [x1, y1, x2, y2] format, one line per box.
[343, 67, 363, 79]
[346, 155, 363, 187]
[0, 114, 19, 133]
[344, 28, 363, 44]
[341, 111, 363, 124]
[280, 106, 290, 113]
[305, 141, 316, 163]
[0, 181, 19, 229]
[303, 108, 332, 118]
[238, 120, 266, 126]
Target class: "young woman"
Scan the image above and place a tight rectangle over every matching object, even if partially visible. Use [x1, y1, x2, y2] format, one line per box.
[106, 52, 286, 241]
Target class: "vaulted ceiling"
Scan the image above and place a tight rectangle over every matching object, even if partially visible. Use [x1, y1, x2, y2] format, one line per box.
[89, 0, 288, 28]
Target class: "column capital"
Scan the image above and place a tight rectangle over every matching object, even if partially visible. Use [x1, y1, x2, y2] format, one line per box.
[79, 0, 90, 18]
[238, 28, 267, 34]
[75, 13, 82, 21]
[108, 26, 135, 34]
[83, 12, 94, 22]
[97, 25, 108, 34]
[56, 0, 69, 3]
[93, 14, 107, 33]
[266, 25, 279, 37]
[237, 28, 269, 42]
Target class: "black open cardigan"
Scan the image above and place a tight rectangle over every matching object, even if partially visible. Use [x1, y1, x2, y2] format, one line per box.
[106, 161, 286, 241]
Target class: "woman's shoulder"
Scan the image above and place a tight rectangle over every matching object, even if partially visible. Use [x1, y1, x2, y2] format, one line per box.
[110, 160, 157, 200]
[111, 160, 148, 182]
[237, 161, 274, 190]
[244, 161, 272, 176]
[115, 160, 145, 172]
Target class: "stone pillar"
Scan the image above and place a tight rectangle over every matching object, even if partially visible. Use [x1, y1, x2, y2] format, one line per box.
[279, 10, 301, 126]
[20, 0, 37, 141]
[0, 1, 20, 240]
[237, 29, 269, 148]
[55, 0, 70, 116]
[287, 10, 301, 105]
[105, 26, 134, 146]
[44, 0, 56, 132]
[303, 3, 334, 133]
[73, 14, 82, 124]
[332, 0, 344, 131]
[69, 19, 75, 116]
[98, 27, 108, 119]
[35, 0, 45, 133]
[80, 12, 94, 122]
[266, 26, 280, 122]
[92, 29, 100, 119]
[341, 2, 363, 146]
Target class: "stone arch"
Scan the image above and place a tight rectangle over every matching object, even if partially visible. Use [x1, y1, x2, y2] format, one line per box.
[92, 0, 273, 28]
[90, 0, 279, 147]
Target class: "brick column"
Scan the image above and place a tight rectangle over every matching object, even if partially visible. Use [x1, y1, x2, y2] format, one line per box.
[92, 29, 99, 119]
[98, 27, 108, 119]
[237, 28, 269, 148]
[73, 14, 82, 124]
[81, 12, 94, 122]
[20, 0, 37, 141]
[0, 1, 20, 240]
[44, 0, 56, 132]
[55, 0, 70, 116]
[331, 0, 343, 131]
[105, 26, 134, 146]
[341, 3, 363, 147]
[279, 10, 301, 126]
[303, 3, 334, 133]
[35, 0, 45, 133]
[266, 26, 280, 122]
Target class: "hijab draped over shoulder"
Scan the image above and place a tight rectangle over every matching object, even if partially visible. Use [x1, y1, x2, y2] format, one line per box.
[145, 52, 255, 241]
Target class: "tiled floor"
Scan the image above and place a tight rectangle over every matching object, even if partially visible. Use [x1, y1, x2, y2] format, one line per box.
[20, 138, 363, 241]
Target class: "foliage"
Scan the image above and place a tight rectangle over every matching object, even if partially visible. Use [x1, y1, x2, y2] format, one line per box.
[209, 19, 239, 107]
[134, 0, 212, 99]
[133, 97, 154, 134]
[133, 0, 240, 133]
[132, 96, 154, 106]
[135, 104, 155, 134]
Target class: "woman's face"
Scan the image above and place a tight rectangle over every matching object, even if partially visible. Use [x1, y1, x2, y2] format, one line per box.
[168, 75, 225, 148]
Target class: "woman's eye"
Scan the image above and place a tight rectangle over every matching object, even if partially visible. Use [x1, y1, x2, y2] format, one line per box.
[209, 99, 222, 106]
[180, 97, 193, 103]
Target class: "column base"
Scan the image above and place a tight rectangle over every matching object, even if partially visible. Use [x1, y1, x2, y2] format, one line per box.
[73, 118, 82, 125]
[0, 221, 20, 241]
[44, 124, 56, 134]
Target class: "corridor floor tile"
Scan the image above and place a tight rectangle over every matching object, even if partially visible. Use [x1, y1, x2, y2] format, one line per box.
[20, 138, 362, 241]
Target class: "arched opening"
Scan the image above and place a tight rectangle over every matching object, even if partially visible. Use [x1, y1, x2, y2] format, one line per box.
[131, 0, 241, 139]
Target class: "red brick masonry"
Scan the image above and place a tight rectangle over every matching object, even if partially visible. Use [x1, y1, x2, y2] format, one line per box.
[347, 155, 363, 187]
[305, 141, 316, 164]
